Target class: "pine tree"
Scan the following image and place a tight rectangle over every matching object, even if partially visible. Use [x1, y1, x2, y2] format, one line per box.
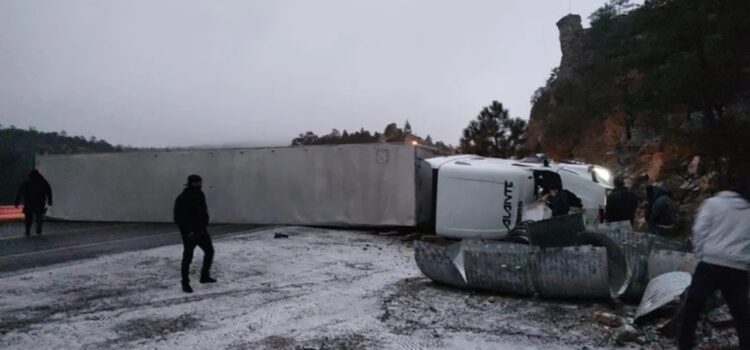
[459, 101, 527, 158]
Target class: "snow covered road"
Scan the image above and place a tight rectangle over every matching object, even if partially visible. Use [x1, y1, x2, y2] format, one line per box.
[1, 227, 624, 349]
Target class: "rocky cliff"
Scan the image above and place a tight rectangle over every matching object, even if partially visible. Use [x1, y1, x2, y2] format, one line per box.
[526, 1, 750, 235]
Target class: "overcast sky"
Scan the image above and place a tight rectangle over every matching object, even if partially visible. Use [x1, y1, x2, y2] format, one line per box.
[1, 0, 616, 148]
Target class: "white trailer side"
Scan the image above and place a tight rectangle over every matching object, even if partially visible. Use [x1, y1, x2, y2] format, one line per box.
[37, 144, 425, 226]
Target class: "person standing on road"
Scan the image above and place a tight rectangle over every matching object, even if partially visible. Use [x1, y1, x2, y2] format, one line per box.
[605, 176, 638, 224]
[678, 177, 750, 350]
[14, 169, 53, 237]
[174, 174, 216, 293]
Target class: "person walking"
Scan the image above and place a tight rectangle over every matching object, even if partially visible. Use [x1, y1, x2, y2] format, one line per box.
[605, 176, 638, 224]
[678, 178, 750, 350]
[14, 169, 53, 237]
[173, 174, 216, 293]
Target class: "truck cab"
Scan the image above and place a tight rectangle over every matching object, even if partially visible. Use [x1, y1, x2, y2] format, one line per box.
[421, 155, 612, 240]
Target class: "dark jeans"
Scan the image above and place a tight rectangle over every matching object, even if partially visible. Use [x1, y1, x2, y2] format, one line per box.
[180, 227, 214, 283]
[678, 262, 750, 350]
[24, 210, 45, 234]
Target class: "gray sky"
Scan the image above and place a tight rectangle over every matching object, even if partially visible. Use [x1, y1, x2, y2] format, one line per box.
[1, 0, 613, 148]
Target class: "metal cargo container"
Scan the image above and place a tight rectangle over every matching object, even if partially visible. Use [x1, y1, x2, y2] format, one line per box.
[37, 144, 432, 226]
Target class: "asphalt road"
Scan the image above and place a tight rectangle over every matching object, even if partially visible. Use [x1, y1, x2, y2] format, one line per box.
[0, 221, 263, 275]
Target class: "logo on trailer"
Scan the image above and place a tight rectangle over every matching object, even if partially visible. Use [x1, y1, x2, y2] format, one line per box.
[503, 181, 514, 230]
[375, 149, 390, 164]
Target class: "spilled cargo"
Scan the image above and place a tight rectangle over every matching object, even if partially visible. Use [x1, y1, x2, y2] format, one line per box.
[415, 239, 627, 299]
[414, 214, 694, 301]
[414, 216, 631, 299]
[635, 271, 692, 321]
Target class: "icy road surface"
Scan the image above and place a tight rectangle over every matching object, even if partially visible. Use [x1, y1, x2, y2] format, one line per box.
[1, 227, 632, 349]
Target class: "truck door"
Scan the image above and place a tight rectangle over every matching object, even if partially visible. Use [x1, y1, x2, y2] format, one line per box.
[532, 170, 562, 198]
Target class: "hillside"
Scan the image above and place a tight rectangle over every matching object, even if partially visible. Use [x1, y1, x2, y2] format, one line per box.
[0, 127, 124, 204]
[526, 0, 750, 234]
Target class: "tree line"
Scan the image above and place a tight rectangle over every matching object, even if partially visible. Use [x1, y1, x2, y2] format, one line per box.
[291, 103, 530, 158]
[0, 125, 125, 204]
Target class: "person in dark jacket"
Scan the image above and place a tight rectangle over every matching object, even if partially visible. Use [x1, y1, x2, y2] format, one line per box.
[649, 186, 676, 236]
[14, 169, 53, 237]
[605, 176, 638, 224]
[545, 183, 582, 217]
[644, 185, 656, 231]
[678, 178, 750, 350]
[174, 174, 216, 293]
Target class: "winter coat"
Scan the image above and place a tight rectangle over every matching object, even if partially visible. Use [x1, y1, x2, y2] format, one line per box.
[15, 174, 53, 213]
[605, 187, 638, 223]
[692, 191, 750, 271]
[547, 189, 583, 217]
[548, 191, 569, 217]
[173, 186, 210, 231]
[649, 189, 676, 228]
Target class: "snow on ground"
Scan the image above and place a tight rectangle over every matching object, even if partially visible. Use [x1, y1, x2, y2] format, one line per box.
[1, 227, 632, 349]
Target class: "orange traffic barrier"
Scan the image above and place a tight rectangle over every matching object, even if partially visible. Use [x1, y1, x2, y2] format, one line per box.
[0, 205, 24, 221]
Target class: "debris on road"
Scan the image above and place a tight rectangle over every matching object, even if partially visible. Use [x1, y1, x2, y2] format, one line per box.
[592, 310, 623, 327]
[707, 305, 733, 328]
[415, 214, 698, 303]
[647, 250, 697, 279]
[415, 215, 632, 299]
[634, 271, 691, 322]
[273, 232, 289, 239]
[615, 324, 639, 344]
[415, 239, 626, 299]
[400, 232, 422, 242]
[595, 220, 692, 301]
[377, 230, 401, 237]
[411, 214, 734, 348]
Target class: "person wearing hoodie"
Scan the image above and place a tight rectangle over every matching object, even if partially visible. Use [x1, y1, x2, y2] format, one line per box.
[14, 169, 53, 237]
[649, 186, 677, 236]
[678, 179, 750, 350]
[173, 174, 216, 293]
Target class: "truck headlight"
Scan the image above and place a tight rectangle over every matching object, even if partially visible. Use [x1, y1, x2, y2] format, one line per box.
[593, 167, 612, 185]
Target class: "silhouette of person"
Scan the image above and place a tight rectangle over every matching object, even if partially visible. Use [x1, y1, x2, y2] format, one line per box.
[173, 174, 216, 293]
[15, 169, 53, 237]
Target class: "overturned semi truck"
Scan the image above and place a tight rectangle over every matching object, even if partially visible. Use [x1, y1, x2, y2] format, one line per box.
[36, 144, 613, 234]
[37, 144, 691, 301]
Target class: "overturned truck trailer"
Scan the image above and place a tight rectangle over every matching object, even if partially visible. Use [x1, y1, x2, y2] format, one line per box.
[37, 144, 436, 227]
